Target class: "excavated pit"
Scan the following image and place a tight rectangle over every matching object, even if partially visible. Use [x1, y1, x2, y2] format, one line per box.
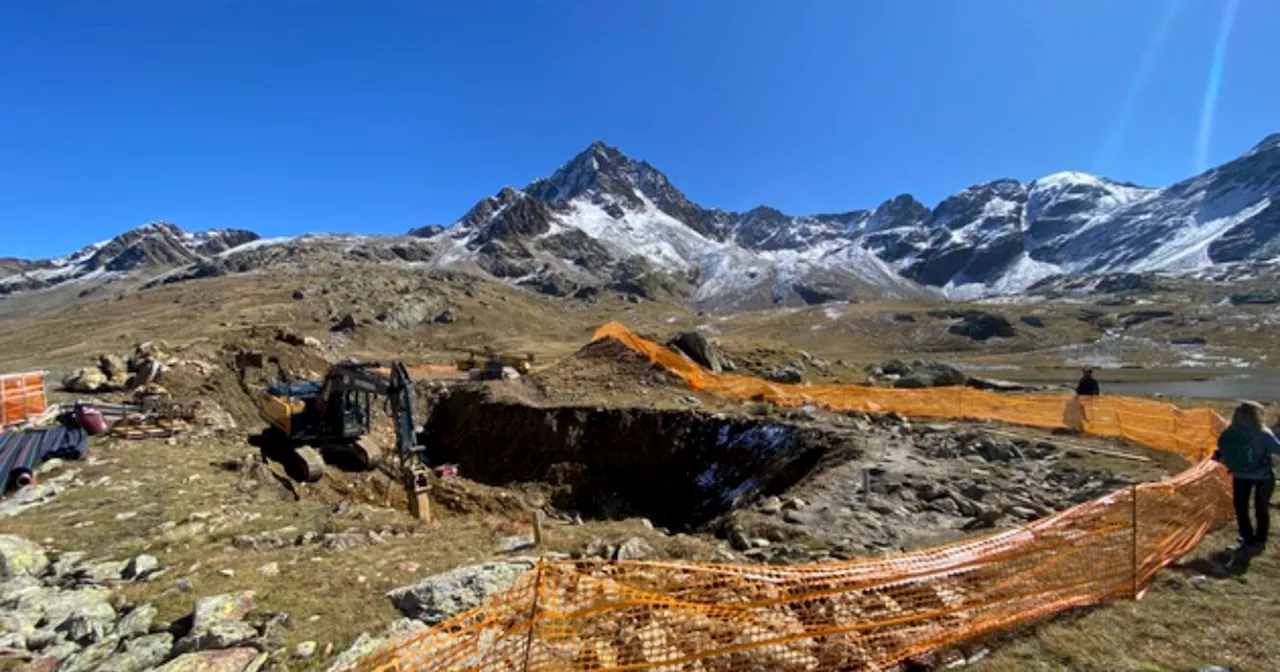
[425, 385, 1183, 559]
[425, 388, 856, 530]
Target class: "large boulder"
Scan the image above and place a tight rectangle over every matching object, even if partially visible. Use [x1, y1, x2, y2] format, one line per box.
[0, 535, 49, 581]
[153, 648, 266, 672]
[173, 591, 258, 654]
[387, 560, 534, 626]
[97, 633, 174, 672]
[99, 354, 128, 380]
[947, 312, 1016, 341]
[62, 367, 110, 393]
[666, 332, 731, 373]
[766, 366, 804, 385]
[891, 361, 968, 389]
[376, 297, 442, 329]
[326, 633, 380, 672]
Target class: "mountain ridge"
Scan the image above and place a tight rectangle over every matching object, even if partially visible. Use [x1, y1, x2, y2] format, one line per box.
[5, 135, 1278, 310]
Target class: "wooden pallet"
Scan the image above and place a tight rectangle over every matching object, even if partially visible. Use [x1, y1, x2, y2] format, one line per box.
[110, 419, 190, 440]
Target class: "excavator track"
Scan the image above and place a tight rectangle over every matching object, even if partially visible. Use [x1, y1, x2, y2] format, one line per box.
[284, 445, 326, 483]
[353, 437, 383, 470]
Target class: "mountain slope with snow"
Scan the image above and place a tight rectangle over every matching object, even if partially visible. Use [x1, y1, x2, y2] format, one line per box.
[0, 222, 259, 295]
[7, 134, 1279, 309]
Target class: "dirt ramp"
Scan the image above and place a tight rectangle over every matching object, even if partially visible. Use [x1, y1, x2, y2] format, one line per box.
[425, 388, 855, 529]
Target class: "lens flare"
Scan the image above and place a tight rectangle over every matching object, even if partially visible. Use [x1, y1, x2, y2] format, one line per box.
[1094, 0, 1181, 174]
[1196, 0, 1241, 173]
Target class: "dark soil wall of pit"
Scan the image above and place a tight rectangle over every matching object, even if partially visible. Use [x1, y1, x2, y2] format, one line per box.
[424, 389, 856, 529]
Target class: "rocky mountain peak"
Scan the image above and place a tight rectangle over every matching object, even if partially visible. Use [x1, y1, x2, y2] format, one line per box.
[866, 194, 930, 232]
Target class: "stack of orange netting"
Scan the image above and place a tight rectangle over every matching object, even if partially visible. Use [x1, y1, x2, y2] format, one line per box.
[1, 371, 46, 426]
[348, 322, 1232, 671]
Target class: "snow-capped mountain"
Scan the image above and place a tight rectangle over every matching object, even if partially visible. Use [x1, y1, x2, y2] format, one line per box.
[417, 141, 936, 310]
[866, 134, 1280, 297]
[7, 134, 1279, 310]
[0, 222, 259, 295]
[413, 135, 1278, 308]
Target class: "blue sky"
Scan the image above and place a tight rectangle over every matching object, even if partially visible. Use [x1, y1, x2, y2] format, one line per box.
[2, 0, 1276, 259]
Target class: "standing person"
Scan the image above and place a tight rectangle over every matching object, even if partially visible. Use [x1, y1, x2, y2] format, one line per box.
[1214, 401, 1280, 554]
[1075, 368, 1100, 396]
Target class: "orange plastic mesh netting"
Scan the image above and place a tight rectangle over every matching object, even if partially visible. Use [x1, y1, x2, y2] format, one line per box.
[349, 322, 1233, 672]
[1, 372, 47, 426]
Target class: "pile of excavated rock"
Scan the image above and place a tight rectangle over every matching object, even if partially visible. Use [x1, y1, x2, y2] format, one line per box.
[61, 341, 211, 394]
[0, 535, 287, 672]
[711, 412, 1149, 562]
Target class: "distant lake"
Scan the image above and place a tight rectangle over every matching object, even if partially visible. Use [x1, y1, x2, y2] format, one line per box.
[1103, 370, 1280, 402]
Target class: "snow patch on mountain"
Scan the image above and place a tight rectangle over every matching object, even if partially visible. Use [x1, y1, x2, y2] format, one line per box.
[560, 197, 709, 273]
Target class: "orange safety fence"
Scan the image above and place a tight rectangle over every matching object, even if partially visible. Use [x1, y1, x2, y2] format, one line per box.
[1, 371, 46, 427]
[348, 322, 1234, 671]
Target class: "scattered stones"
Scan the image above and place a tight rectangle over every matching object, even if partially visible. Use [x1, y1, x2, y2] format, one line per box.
[295, 641, 318, 659]
[321, 531, 382, 552]
[230, 527, 298, 551]
[758, 496, 783, 515]
[330, 314, 357, 333]
[218, 569, 236, 578]
[257, 563, 280, 578]
[387, 560, 535, 625]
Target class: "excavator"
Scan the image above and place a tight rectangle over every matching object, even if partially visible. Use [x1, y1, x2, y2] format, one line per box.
[251, 361, 433, 518]
[452, 347, 535, 379]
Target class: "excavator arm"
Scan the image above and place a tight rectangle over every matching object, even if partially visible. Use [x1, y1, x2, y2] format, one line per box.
[319, 361, 433, 520]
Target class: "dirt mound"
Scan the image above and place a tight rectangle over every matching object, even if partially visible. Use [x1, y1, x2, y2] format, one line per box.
[524, 335, 691, 399]
[159, 326, 334, 428]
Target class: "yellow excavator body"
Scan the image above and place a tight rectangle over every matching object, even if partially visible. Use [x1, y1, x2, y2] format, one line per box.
[259, 393, 306, 436]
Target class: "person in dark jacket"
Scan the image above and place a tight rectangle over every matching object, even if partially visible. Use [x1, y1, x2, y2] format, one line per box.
[1213, 401, 1280, 554]
[1075, 368, 1100, 396]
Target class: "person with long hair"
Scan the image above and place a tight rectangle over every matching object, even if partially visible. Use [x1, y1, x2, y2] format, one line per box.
[1214, 401, 1280, 554]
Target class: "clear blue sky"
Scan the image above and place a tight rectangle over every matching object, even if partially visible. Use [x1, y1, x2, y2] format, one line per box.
[2, 0, 1276, 259]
